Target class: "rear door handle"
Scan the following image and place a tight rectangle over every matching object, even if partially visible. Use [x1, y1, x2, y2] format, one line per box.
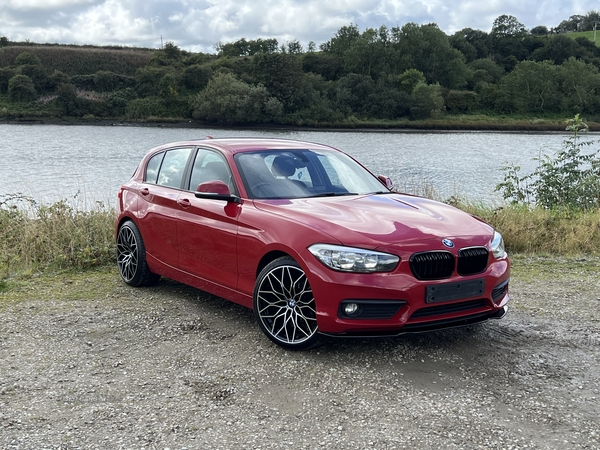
[141, 187, 150, 196]
[177, 198, 191, 208]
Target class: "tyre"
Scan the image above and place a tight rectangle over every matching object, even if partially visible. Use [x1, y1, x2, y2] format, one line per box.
[116, 220, 160, 287]
[253, 257, 319, 350]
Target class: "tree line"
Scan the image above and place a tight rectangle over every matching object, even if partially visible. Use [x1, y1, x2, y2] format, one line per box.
[0, 11, 599, 126]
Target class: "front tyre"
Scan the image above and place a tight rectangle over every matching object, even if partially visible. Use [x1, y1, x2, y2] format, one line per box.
[253, 257, 319, 350]
[117, 220, 160, 287]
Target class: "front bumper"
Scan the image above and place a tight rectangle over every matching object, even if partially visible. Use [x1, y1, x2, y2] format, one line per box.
[299, 249, 510, 336]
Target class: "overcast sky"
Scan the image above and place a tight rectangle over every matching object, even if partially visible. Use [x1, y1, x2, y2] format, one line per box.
[0, 0, 593, 53]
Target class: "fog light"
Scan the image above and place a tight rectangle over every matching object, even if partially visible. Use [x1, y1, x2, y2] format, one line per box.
[344, 303, 359, 316]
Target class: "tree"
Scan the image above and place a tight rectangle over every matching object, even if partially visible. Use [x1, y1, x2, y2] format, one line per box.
[251, 53, 310, 112]
[301, 52, 342, 81]
[192, 72, 282, 124]
[468, 59, 504, 84]
[94, 71, 121, 92]
[183, 64, 212, 90]
[450, 28, 490, 61]
[410, 82, 444, 119]
[7, 74, 37, 102]
[581, 10, 600, 32]
[159, 73, 179, 101]
[342, 27, 388, 78]
[14, 51, 41, 67]
[328, 24, 361, 56]
[287, 40, 303, 54]
[491, 15, 527, 37]
[47, 70, 70, 91]
[334, 73, 376, 116]
[393, 23, 470, 88]
[500, 60, 561, 112]
[555, 15, 584, 33]
[530, 25, 549, 35]
[163, 42, 182, 60]
[531, 35, 581, 65]
[559, 57, 600, 113]
[0, 67, 17, 94]
[398, 69, 425, 93]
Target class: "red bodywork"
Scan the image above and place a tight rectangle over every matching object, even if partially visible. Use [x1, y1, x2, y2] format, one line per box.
[116, 138, 510, 336]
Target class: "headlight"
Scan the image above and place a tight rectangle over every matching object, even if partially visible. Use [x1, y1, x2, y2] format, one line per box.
[308, 244, 399, 273]
[490, 231, 506, 259]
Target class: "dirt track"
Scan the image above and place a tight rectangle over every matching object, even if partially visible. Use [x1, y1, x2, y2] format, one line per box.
[1, 258, 599, 449]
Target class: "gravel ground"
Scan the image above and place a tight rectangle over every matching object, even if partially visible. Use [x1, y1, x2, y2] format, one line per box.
[1, 258, 599, 450]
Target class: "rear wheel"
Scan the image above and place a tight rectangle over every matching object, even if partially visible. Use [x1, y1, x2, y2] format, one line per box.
[117, 220, 160, 287]
[253, 257, 319, 350]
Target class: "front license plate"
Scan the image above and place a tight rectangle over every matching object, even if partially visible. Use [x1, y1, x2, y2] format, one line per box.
[425, 278, 485, 304]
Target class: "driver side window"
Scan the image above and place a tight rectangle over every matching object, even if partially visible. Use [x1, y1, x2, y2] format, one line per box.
[189, 149, 236, 194]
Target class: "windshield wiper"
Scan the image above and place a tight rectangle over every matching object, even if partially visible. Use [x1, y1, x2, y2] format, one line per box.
[370, 191, 396, 195]
[309, 192, 359, 198]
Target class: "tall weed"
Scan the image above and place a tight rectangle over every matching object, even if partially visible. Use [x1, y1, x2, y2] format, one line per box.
[0, 194, 115, 277]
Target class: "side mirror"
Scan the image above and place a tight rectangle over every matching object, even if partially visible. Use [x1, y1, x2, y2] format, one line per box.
[194, 180, 240, 203]
[377, 175, 394, 190]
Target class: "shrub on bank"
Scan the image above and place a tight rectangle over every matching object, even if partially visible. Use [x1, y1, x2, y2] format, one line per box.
[459, 203, 600, 255]
[0, 194, 115, 278]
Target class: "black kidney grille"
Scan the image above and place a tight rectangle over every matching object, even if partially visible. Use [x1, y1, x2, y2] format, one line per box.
[410, 251, 454, 280]
[457, 247, 489, 276]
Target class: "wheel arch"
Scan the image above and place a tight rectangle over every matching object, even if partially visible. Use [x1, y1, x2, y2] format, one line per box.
[115, 214, 138, 239]
[255, 250, 293, 279]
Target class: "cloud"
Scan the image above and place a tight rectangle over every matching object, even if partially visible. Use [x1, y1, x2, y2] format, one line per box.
[0, 0, 591, 52]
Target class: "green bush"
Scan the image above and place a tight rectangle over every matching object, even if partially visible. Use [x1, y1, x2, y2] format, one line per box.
[496, 115, 600, 210]
[7, 74, 37, 102]
[192, 72, 282, 124]
[14, 51, 41, 66]
[0, 67, 16, 93]
[410, 82, 444, 119]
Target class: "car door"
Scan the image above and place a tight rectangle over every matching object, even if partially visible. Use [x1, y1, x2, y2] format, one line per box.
[137, 146, 193, 268]
[176, 147, 240, 290]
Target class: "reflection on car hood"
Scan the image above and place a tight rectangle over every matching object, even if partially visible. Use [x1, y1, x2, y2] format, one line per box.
[253, 193, 493, 252]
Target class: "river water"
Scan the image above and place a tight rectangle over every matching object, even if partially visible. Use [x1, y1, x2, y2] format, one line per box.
[0, 124, 577, 207]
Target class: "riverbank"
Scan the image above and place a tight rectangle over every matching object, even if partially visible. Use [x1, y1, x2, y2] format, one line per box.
[3, 114, 600, 132]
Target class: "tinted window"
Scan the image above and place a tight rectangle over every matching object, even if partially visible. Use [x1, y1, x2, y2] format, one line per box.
[235, 149, 387, 199]
[145, 152, 164, 184]
[156, 148, 192, 188]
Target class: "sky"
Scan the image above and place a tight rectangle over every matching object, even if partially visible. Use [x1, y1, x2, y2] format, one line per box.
[0, 0, 594, 53]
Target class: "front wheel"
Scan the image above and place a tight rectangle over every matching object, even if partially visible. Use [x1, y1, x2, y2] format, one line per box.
[253, 257, 319, 350]
[116, 220, 160, 287]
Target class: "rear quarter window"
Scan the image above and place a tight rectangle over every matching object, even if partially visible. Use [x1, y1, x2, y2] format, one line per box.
[145, 152, 164, 184]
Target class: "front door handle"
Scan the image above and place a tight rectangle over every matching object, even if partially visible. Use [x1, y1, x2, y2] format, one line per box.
[177, 198, 191, 208]
[141, 187, 150, 196]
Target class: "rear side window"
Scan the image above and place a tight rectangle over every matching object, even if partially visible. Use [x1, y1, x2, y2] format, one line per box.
[145, 152, 164, 184]
[145, 148, 192, 188]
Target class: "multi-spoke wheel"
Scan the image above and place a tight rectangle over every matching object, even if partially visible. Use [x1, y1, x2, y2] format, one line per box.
[116, 220, 160, 287]
[253, 257, 319, 350]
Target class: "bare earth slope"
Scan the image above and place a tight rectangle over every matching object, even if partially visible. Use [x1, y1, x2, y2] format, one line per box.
[1, 256, 599, 449]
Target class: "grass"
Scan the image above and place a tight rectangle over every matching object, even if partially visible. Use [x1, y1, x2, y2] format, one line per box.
[457, 202, 600, 255]
[564, 30, 600, 46]
[0, 192, 599, 287]
[0, 45, 153, 76]
[0, 194, 115, 280]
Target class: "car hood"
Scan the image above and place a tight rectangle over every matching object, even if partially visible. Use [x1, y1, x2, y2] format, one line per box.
[253, 194, 494, 253]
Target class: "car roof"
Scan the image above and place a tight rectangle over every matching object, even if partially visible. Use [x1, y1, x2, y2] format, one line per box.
[147, 137, 339, 156]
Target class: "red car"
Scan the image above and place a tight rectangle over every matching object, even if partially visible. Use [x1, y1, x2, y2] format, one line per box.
[116, 138, 510, 349]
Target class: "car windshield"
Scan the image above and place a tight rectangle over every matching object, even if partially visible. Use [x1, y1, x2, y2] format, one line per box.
[235, 149, 390, 199]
